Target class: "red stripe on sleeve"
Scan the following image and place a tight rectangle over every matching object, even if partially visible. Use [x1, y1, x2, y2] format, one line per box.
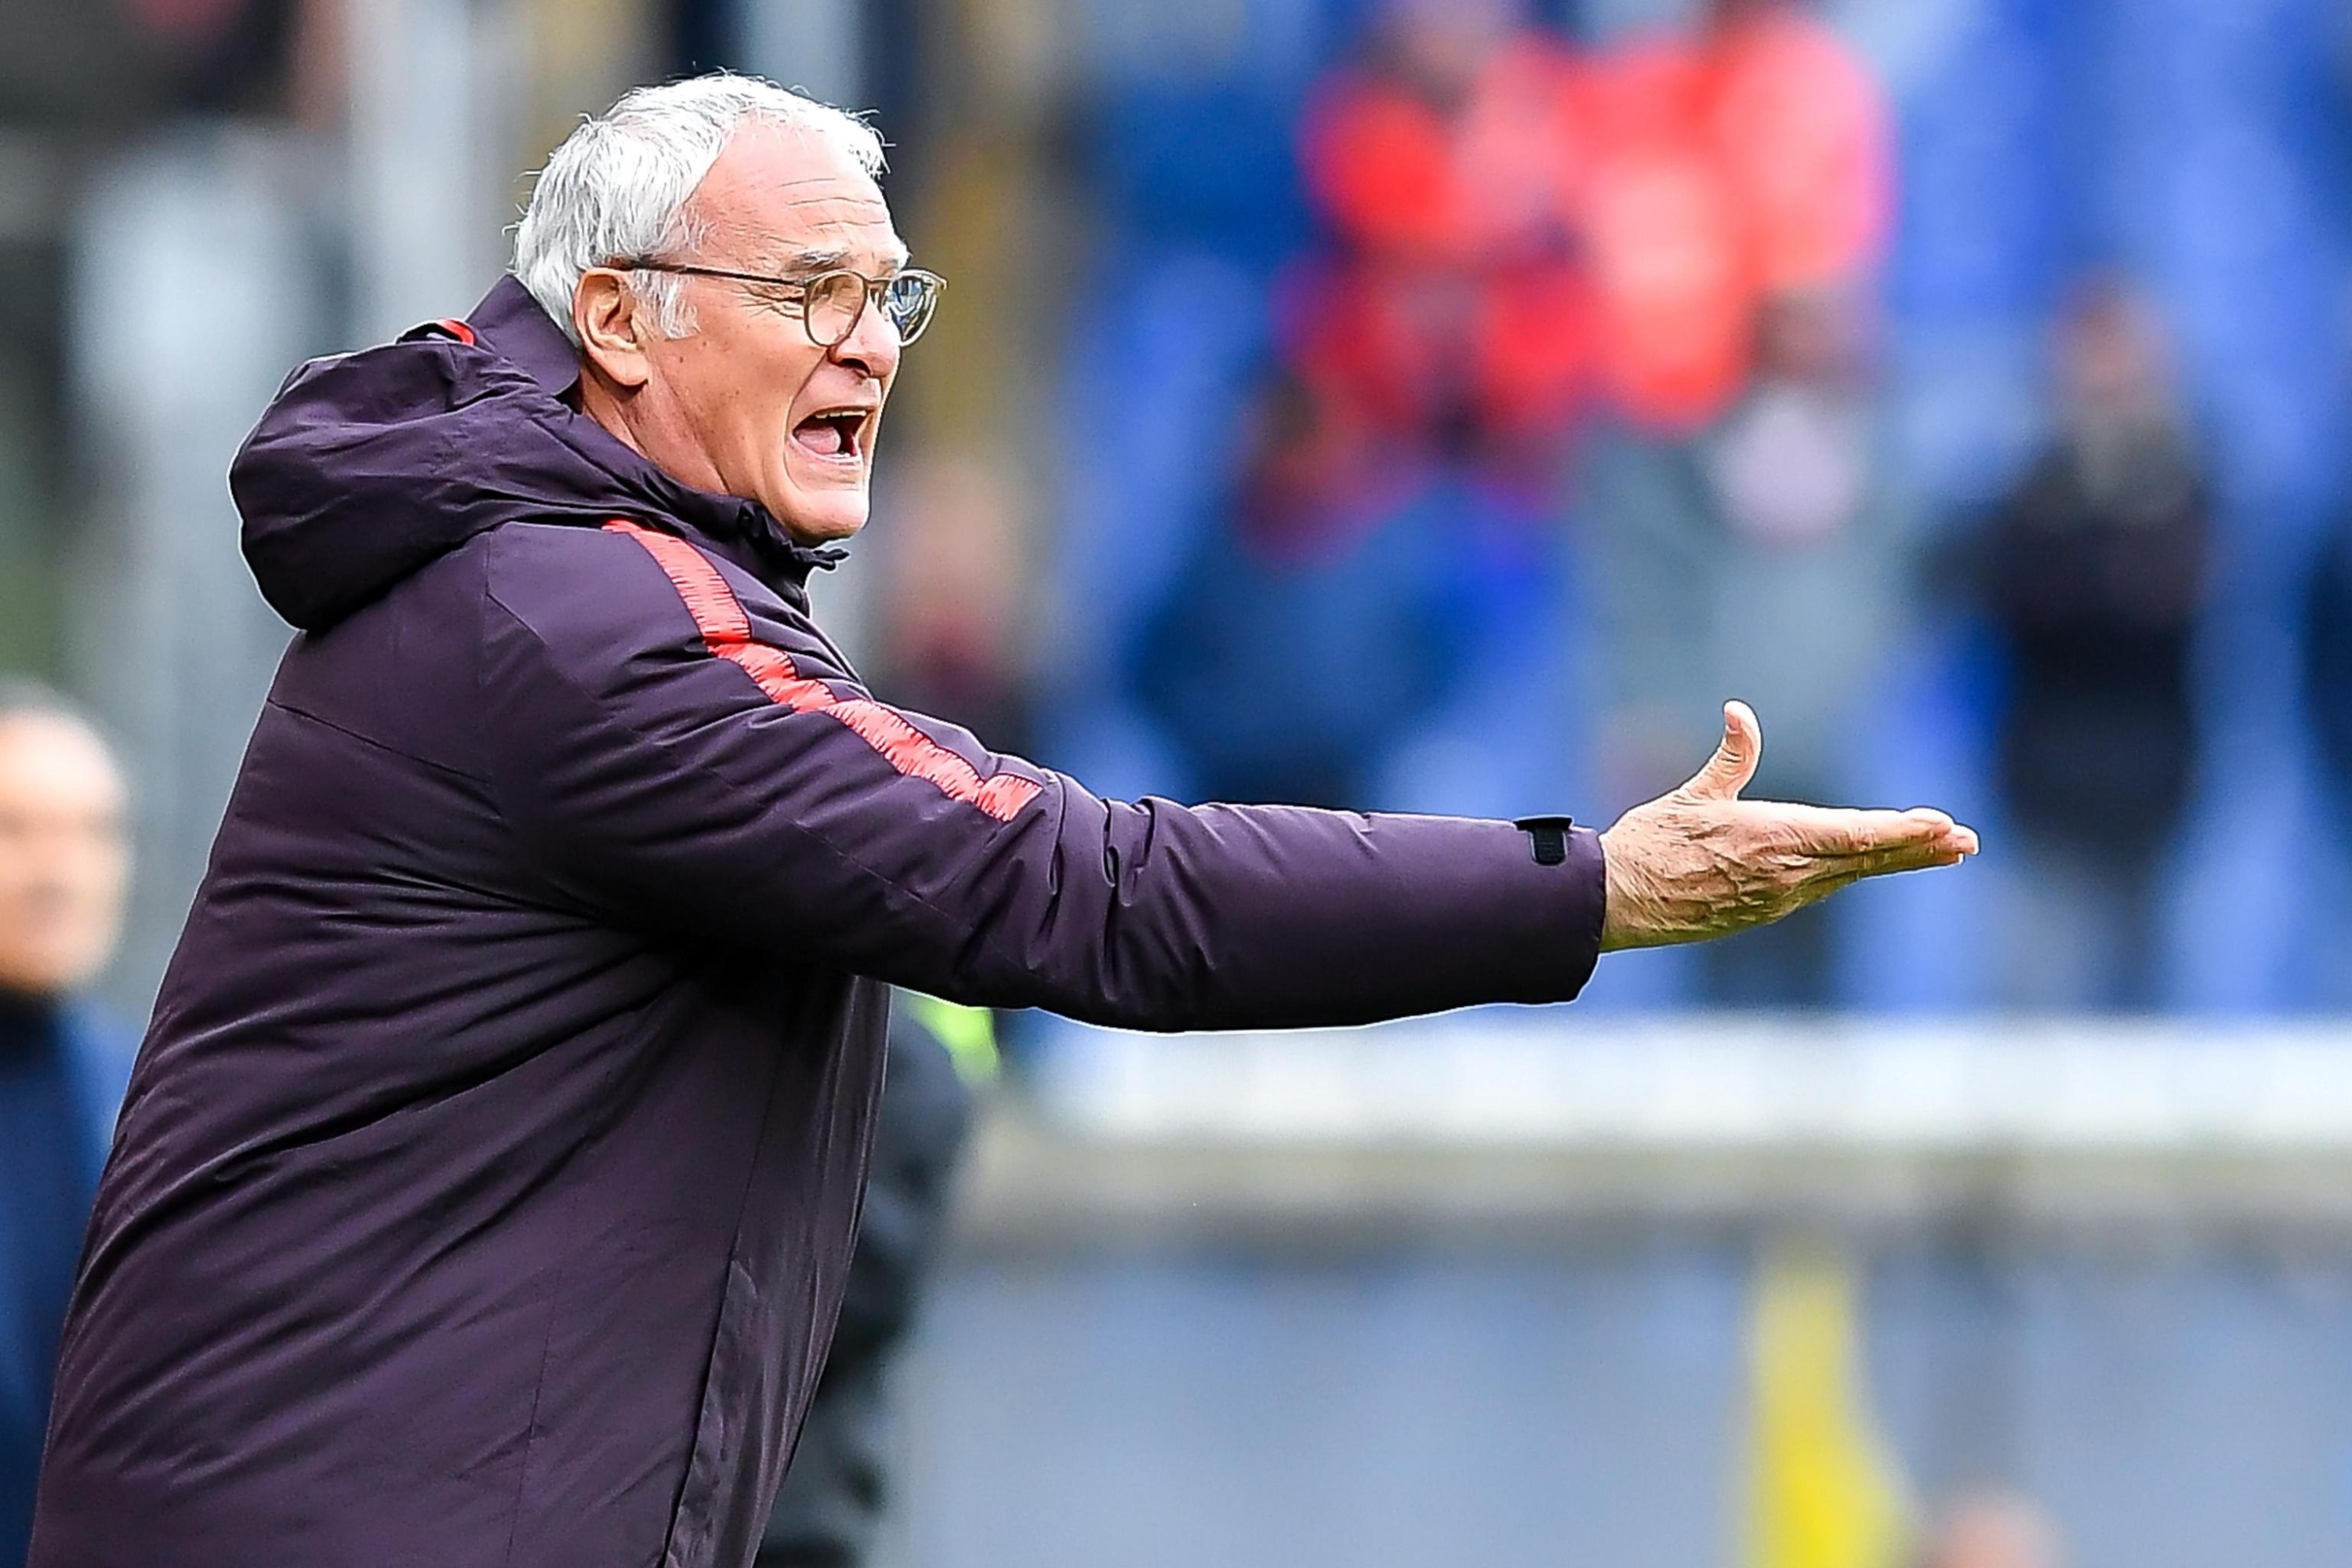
[604, 520, 1041, 822]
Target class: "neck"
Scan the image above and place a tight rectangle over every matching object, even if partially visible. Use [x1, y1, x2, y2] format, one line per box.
[576, 372, 730, 497]
[575, 372, 652, 461]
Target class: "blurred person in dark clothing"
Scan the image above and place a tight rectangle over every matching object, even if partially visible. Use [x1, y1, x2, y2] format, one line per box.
[0, 683, 134, 1567]
[1969, 280, 2210, 1010]
[2302, 506, 2352, 1005]
[758, 998, 981, 1568]
[2314, 526, 2352, 805]
[0, 0, 318, 128]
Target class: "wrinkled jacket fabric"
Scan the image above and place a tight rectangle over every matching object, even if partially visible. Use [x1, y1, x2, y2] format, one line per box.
[30, 277, 1606, 1568]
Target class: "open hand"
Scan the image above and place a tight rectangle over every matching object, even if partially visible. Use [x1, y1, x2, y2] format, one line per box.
[1599, 701, 1978, 953]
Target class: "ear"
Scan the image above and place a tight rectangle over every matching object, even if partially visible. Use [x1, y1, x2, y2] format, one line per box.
[574, 268, 655, 390]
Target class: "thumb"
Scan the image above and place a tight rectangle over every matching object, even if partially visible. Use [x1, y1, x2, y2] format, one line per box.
[1681, 700, 1760, 800]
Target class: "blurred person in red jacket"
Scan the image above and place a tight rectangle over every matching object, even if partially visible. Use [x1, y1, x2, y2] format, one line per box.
[1290, 0, 1599, 481]
[1581, 2, 1899, 1004]
[1582, 0, 1893, 434]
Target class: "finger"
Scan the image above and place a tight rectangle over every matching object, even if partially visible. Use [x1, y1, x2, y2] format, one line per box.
[1807, 841, 1972, 884]
[1773, 805, 1978, 858]
[1901, 807, 1981, 856]
[1680, 699, 1761, 801]
[1765, 805, 1945, 856]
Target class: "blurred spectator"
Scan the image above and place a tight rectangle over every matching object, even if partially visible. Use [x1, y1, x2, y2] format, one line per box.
[1593, 283, 1904, 1005]
[760, 997, 983, 1568]
[124, 0, 323, 117]
[1916, 1490, 2066, 1568]
[0, 0, 321, 128]
[1704, 0, 1892, 298]
[1577, 0, 1896, 1005]
[1583, 0, 1893, 434]
[1290, 0, 1597, 477]
[1130, 372, 1478, 807]
[1967, 281, 2210, 1011]
[871, 451, 1035, 759]
[2308, 514, 2352, 829]
[0, 682, 132, 1566]
[2300, 504, 2352, 1004]
[1164, 0, 1599, 815]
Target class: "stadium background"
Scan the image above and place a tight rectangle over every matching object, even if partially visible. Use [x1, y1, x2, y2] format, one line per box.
[5, 0, 2352, 1563]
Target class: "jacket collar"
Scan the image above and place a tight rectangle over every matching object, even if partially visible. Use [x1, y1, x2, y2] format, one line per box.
[461, 276, 844, 593]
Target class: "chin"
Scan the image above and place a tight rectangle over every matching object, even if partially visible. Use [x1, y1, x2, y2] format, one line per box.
[772, 493, 870, 545]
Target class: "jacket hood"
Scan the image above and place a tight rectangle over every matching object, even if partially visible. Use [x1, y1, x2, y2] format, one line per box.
[230, 277, 835, 633]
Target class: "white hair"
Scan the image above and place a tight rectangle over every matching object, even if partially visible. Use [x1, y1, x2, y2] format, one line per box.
[513, 71, 887, 345]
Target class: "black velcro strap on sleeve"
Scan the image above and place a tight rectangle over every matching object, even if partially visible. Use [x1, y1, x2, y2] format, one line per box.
[1514, 815, 1575, 868]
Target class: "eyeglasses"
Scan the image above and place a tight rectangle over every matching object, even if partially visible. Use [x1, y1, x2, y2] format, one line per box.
[615, 259, 946, 348]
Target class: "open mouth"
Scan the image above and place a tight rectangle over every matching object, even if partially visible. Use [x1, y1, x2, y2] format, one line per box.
[791, 408, 870, 465]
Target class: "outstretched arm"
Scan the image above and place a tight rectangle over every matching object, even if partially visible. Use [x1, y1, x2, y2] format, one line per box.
[480, 524, 1610, 1033]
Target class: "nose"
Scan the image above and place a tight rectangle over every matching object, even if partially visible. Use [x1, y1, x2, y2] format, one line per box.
[830, 295, 902, 381]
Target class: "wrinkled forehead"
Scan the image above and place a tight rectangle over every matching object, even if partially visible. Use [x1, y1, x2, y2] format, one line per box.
[689, 120, 908, 274]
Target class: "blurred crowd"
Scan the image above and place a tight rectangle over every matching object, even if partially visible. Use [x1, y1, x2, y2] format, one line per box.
[1040, 0, 2352, 1015]
[1141, 0, 1911, 1010]
[0, 0, 2347, 1015]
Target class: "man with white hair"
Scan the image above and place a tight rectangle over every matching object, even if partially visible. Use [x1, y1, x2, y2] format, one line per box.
[31, 74, 1972, 1567]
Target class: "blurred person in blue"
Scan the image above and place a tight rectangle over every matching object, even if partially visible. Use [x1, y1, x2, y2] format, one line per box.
[0, 682, 133, 1566]
[1965, 280, 2210, 1011]
[1131, 371, 1478, 808]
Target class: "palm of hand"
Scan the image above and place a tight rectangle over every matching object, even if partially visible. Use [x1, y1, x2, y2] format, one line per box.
[1597, 702, 1978, 953]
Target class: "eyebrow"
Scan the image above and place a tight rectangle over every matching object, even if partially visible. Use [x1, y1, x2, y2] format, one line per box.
[767, 241, 915, 277]
[779, 247, 851, 274]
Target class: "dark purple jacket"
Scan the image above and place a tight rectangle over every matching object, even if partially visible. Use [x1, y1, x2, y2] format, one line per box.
[30, 278, 1606, 1568]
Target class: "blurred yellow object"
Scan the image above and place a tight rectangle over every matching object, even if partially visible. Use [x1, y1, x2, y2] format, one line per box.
[1747, 1243, 1911, 1568]
[906, 991, 1000, 1084]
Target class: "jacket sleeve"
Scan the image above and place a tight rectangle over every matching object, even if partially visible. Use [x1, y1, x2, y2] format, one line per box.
[477, 524, 1606, 1033]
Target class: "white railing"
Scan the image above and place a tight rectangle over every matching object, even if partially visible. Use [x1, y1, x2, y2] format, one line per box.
[1026, 1013, 2352, 1150]
[952, 1014, 2352, 1241]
